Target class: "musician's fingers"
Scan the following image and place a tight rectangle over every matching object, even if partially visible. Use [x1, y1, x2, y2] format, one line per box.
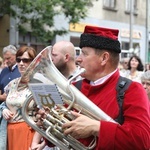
[36, 119, 43, 126]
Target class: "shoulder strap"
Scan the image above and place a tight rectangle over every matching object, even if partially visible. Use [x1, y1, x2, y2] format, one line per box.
[75, 77, 132, 125]
[115, 76, 132, 124]
[75, 80, 82, 91]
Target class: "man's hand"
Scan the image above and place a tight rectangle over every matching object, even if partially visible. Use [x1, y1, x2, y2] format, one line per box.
[36, 107, 50, 127]
[62, 111, 100, 139]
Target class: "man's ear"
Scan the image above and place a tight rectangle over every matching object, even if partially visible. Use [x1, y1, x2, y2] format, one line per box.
[65, 53, 70, 62]
[100, 52, 109, 66]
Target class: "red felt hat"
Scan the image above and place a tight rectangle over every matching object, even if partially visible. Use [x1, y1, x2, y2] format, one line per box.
[79, 25, 121, 53]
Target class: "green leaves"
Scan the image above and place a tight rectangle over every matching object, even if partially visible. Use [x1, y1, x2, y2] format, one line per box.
[0, 0, 93, 44]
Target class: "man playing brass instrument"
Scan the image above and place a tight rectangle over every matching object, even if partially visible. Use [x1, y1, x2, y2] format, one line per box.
[64, 25, 150, 149]
[37, 25, 150, 150]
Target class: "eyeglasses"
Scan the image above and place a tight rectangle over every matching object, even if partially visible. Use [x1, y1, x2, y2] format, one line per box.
[16, 58, 33, 63]
[142, 81, 150, 86]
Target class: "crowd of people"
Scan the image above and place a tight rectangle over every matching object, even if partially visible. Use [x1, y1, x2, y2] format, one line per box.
[0, 25, 149, 150]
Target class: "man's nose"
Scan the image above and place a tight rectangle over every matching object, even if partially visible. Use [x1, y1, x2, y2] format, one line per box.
[76, 55, 82, 61]
[76, 57, 82, 64]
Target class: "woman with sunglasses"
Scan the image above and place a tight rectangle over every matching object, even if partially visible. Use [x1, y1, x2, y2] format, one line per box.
[0, 45, 37, 150]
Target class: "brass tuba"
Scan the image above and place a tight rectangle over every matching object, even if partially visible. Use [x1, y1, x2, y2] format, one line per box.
[20, 46, 116, 150]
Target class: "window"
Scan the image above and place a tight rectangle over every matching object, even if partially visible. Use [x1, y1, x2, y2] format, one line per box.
[103, 0, 116, 9]
[121, 42, 140, 51]
[122, 42, 130, 50]
[125, 0, 138, 14]
[121, 42, 140, 58]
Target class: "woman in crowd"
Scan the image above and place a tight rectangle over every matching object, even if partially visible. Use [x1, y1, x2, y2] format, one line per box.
[121, 55, 144, 83]
[0, 46, 37, 150]
[141, 70, 150, 100]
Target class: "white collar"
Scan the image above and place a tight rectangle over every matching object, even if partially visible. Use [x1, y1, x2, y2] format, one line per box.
[90, 69, 117, 86]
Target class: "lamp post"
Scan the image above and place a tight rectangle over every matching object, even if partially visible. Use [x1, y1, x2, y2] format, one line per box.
[129, 0, 133, 50]
[15, 6, 19, 48]
[145, 0, 149, 63]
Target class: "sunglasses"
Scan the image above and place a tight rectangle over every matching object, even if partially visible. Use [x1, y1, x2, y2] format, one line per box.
[16, 58, 33, 63]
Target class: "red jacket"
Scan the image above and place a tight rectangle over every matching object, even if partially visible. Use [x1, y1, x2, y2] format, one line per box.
[79, 70, 150, 150]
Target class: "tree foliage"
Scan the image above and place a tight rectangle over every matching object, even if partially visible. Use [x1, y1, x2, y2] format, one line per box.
[0, 0, 94, 44]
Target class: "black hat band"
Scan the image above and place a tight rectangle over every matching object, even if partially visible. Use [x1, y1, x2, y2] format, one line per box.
[79, 34, 121, 53]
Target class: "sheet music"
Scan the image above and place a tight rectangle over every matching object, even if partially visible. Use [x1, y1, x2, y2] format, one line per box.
[28, 83, 63, 108]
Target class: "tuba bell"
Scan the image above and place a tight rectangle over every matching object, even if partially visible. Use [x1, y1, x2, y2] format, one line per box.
[20, 46, 116, 150]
